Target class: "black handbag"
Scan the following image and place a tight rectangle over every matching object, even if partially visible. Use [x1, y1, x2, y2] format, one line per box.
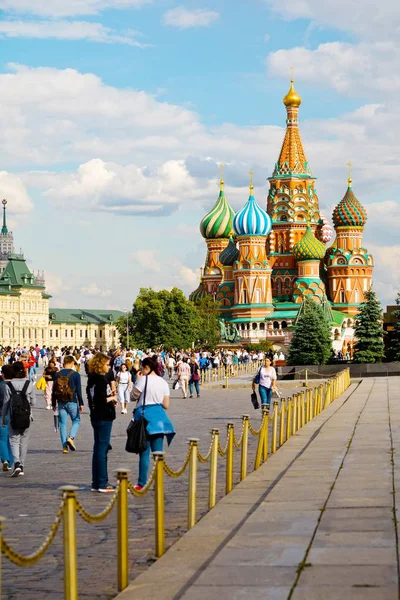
[125, 376, 148, 454]
[251, 391, 260, 410]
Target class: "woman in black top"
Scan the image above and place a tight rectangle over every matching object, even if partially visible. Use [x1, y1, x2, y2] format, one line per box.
[86, 353, 116, 493]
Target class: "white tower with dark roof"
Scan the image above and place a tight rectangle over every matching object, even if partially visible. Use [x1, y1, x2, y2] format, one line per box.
[0, 199, 14, 274]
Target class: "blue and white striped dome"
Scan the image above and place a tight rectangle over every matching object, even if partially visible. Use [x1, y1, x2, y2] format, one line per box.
[233, 188, 272, 236]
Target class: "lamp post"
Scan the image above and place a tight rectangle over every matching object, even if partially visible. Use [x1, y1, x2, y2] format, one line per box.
[124, 308, 129, 350]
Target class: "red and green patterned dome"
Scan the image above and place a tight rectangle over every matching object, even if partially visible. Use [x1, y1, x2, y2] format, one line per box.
[333, 182, 367, 227]
[293, 225, 326, 261]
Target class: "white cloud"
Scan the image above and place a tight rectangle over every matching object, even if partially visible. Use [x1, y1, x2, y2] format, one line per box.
[163, 6, 219, 29]
[134, 250, 161, 272]
[80, 283, 112, 297]
[0, 171, 33, 214]
[263, 0, 400, 41]
[0, 0, 151, 17]
[267, 41, 400, 98]
[173, 265, 199, 289]
[45, 273, 69, 296]
[0, 20, 148, 46]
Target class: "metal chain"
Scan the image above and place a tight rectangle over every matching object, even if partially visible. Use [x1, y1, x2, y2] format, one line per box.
[1, 499, 64, 567]
[197, 433, 215, 463]
[163, 445, 191, 478]
[233, 421, 245, 448]
[248, 413, 266, 436]
[75, 485, 120, 524]
[127, 462, 157, 497]
[218, 434, 229, 457]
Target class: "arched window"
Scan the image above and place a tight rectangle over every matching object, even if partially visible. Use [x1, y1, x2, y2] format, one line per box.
[284, 278, 291, 293]
[281, 321, 287, 329]
[277, 279, 282, 295]
[259, 323, 265, 331]
[273, 321, 279, 330]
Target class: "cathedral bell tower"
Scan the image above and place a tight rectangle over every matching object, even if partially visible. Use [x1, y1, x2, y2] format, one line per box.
[267, 78, 321, 300]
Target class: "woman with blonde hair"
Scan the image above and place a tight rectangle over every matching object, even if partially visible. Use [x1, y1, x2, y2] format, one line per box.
[86, 353, 117, 493]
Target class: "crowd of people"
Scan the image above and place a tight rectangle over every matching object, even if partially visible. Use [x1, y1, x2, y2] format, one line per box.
[0, 344, 279, 491]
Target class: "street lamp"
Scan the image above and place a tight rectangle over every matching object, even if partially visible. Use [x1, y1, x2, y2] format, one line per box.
[124, 308, 130, 349]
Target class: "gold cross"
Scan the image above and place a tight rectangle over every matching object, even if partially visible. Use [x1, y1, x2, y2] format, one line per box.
[346, 161, 352, 184]
[249, 170, 254, 188]
[290, 66, 294, 82]
[219, 162, 224, 181]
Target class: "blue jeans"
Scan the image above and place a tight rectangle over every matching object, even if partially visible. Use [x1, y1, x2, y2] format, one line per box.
[58, 401, 81, 447]
[189, 380, 200, 396]
[138, 435, 164, 486]
[91, 420, 113, 489]
[0, 416, 13, 466]
[259, 385, 272, 408]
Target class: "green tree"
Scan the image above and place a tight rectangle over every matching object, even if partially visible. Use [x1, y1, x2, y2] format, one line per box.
[118, 288, 200, 349]
[288, 298, 332, 365]
[191, 295, 220, 349]
[386, 293, 400, 362]
[353, 288, 384, 363]
[245, 340, 273, 353]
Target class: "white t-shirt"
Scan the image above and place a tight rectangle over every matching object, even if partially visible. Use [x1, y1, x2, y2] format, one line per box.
[135, 375, 170, 407]
[259, 366, 277, 388]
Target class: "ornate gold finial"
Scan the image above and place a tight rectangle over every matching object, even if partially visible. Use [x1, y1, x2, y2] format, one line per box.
[283, 72, 302, 108]
[290, 65, 294, 82]
[347, 161, 352, 187]
[2, 199, 6, 206]
[219, 163, 224, 191]
[249, 170, 254, 192]
[200, 266, 204, 280]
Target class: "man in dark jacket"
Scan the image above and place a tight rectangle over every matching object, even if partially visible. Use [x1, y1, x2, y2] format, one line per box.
[52, 355, 84, 453]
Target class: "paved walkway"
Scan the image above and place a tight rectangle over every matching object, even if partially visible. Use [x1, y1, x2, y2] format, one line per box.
[117, 378, 400, 600]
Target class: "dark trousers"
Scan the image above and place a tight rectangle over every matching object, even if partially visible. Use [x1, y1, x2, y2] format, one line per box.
[91, 419, 113, 489]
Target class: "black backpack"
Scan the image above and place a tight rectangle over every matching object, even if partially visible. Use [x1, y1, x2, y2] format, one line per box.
[8, 381, 31, 430]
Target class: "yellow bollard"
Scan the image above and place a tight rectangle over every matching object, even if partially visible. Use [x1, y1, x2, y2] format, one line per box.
[116, 469, 129, 592]
[286, 398, 292, 440]
[271, 401, 279, 453]
[240, 415, 249, 481]
[153, 452, 165, 558]
[298, 393, 303, 429]
[187, 439, 199, 529]
[292, 395, 297, 433]
[225, 372, 229, 389]
[61, 485, 79, 600]
[225, 423, 234, 495]
[279, 400, 286, 447]
[262, 405, 269, 462]
[254, 407, 268, 470]
[209, 429, 219, 510]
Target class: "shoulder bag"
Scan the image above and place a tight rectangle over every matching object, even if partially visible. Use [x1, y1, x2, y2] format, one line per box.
[125, 376, 148, 454]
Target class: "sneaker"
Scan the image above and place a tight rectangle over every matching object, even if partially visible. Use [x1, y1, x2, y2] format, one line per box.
[189, 395, 193, 398]
[19, 466, 24, 476]
[2, 461, 11, 472]
[11, 463, 21, 477]
[46, 405, 52, 410]
[98, 485, 116, 493]
[67, 438, 76, 451]
[91, 487, 99, 492]
[62, 445, 69, 454]
[133, 485, 143, 491]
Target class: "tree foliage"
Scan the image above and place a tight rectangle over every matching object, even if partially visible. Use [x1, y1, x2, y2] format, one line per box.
[245, 340, 273, 353]
[386, 293, 400, 362]
[288, 298, 332, 365]
[353, 288, 384, 363]
[116, 288, 221, 350]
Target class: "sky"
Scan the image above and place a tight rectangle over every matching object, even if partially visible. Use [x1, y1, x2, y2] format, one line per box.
[0, 0, 399, 310]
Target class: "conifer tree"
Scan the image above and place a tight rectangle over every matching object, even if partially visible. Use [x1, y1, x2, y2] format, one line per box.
[288, 298, 332, 365]
[385, 293, 400, 362]
[353, 288, 384, 363]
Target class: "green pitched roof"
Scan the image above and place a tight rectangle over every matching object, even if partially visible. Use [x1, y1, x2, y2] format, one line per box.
[49, 309, 124, 324]
[0, 255, 44, 290]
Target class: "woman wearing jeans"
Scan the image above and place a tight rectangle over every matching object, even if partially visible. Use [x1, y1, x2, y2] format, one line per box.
[131, 357, 175, 491]
[87, 353, 117, 493]
[252, 358, 277, 410]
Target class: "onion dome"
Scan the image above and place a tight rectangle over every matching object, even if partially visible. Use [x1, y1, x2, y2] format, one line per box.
[200, 179, 235, 239]
[283, 78, 302, 108]
[220, 236, 239, 267]
[332, 180, 367, 227]
[293, 225, 326, 261]
[189, 280, 207, 302]
[233, 180, 272, 237]
[319, 213, 333, 244]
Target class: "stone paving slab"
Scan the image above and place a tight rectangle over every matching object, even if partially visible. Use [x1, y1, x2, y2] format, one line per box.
[116, 378, 400, 600]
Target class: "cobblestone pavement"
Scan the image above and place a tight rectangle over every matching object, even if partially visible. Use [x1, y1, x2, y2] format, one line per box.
[0, 374, 306, 600]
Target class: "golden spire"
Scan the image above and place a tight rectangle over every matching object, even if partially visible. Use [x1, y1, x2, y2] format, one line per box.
[200, 266, 204, 281]
[249, 170, 254, 193]
[347, 161, 352, 188]
[283, 69, 302, 108]
[219, 162, 224, 191]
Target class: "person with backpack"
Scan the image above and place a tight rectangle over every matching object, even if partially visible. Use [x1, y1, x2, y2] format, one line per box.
[252, 357, 277, 410]
[1, 361, 36, 477]
[52, 355, 84, 454]
[0, 364, 14, 471]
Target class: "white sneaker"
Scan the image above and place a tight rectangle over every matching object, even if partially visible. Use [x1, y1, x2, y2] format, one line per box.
[46, 405, 52, 410]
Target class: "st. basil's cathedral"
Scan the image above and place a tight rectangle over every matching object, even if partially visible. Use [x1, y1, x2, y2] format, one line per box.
[190, 79, 374, 355]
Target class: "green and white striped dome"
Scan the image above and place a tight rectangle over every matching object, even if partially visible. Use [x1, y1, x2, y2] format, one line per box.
[200, 181, 235, 239]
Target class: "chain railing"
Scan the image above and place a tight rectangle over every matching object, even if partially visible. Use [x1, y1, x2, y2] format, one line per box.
[0, 368, 351, 600]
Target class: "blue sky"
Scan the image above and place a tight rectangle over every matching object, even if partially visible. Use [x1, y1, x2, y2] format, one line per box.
[0, 0, 399, 308]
